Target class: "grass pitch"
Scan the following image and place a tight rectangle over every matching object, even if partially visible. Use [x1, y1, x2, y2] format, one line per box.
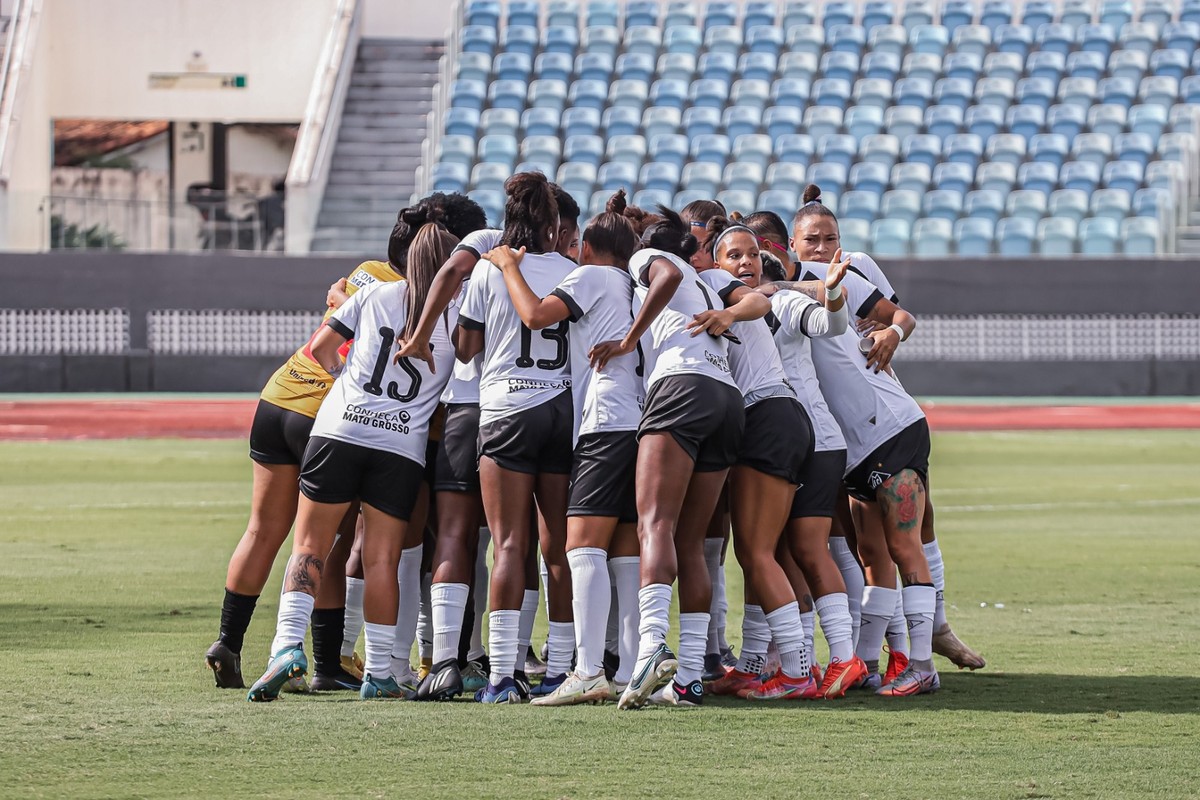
[1, 431, 1198, 799]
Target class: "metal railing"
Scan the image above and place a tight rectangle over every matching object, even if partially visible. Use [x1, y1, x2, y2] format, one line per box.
[417, 0, 465, 200]
[0, 0, 39, 191]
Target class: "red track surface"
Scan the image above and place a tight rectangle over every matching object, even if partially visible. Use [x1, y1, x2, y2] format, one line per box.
[0, 398, 1197, 440]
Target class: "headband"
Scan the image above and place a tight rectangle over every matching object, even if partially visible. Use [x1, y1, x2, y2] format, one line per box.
[710, 224, 756, 257]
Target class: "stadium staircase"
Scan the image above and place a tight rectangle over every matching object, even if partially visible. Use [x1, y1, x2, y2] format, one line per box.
[312, 37, 444, 254]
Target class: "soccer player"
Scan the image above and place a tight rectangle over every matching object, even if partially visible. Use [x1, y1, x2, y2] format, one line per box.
[246, 220, 460, 701]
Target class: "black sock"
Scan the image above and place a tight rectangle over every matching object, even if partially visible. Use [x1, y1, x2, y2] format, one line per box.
[218, 589, 258, 654]
[457, 584, 476, 668]
[311, 607, 346, 676]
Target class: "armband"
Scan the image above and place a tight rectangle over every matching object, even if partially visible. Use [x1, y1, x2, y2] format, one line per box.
[825, 284, 842, 301]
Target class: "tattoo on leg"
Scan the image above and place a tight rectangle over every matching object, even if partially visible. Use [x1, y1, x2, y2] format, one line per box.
[879, 470, 922, 534]
[900, 572, 919, 587]
[284, 553, 324, 595]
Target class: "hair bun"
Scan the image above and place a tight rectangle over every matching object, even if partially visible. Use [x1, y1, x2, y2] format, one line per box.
[802, 184, 822, 205]
[729, 211, 744, 222]
[606, 189, 628, 215]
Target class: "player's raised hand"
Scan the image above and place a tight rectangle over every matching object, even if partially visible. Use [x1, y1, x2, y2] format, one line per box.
[825, 248, 851, 291]
[327, 278, 349, 309]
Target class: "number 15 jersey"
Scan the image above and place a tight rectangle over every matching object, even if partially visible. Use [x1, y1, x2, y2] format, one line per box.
[311, 281, 455, 464]
[459, 251, 576, 427]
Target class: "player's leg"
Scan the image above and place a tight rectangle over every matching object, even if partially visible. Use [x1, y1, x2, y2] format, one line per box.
[607, 521, 641, 698]
[341, 514, 366, 674]
[390, 484, 428, 692]
[357, 502, 410, 699]
[309, 515, 362, 692]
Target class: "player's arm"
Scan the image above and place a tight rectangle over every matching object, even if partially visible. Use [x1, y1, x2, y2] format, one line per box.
[485, 245, 571, 330]
[590, 256, 680, 369]
[756, 278, 826, 302]
[396, 248, 477, 366]
[309, 322, 351, 376]
[861, 297, 916, 374]
[327, 278, 350, 310]
[688, 283, 770, 338]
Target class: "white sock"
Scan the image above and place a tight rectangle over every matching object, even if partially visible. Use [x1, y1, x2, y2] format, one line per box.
[636, 583, 672, 661]
[886, 586, 910, 656]
[736, 604, 771, 675]
[923, 539, 948, 630]
[518, 589, 539, 656]
[546, 621, 575, 678]
[676, 612, 710, 685]
[271, 591, 314, 654]
[469, 529, 490, 660]
[417, 571, 433, 660]
[608, 557, 641, 684]
[715, 564, 730, 652]
[391, 546, 422, 670]
[800, 610, 816, 669]
[814, 592, 855, 663]
[703, 538, 723, 655]
[857, 585, 899, 666]
[341, 577, 365, 657]
[487, 609, 520, 685]
[828, 536, 863, 648]
[765, 602, 810, 679]
[903, 584, 937, 662]
[567, 547, 609, 678]
[431, 582, 469, 665]
[363, 621, 395, 679]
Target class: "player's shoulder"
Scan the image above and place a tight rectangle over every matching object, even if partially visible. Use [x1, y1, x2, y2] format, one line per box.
[347, 260, 399, 291]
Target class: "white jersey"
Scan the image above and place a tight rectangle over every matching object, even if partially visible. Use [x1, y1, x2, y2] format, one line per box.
[313, 281, 454, 463]
[440, 229, 501, 405]
[848, 252, 897, 304]
[550, 263, 644, 441]
[699, 268, 791, 405]
[797, 268, 924, 471]
[459, 250, 576, 427]
[627, 248, 737, 392]
[768, 290, 848, 454]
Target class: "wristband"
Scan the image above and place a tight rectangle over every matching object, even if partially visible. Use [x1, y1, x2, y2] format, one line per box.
[887, 323, 906, 342]
[825, 283, 842, 301]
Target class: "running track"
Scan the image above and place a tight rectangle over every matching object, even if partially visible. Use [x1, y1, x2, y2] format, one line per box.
[0, 398, 1198, 440]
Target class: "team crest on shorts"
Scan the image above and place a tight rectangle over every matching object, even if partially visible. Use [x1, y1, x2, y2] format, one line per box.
[867, 470, 891, 490]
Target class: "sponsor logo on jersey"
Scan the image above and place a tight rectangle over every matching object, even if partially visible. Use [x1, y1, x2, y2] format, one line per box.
[704, 350, 731, 372]
[341, 403, 411, 434]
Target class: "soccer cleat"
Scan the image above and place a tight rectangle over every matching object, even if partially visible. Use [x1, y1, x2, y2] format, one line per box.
[415, 659, 463, 701]
[360, 672, 414, 699]
[528, 672, 567, 698]
[531, 670, 610, 706]
[310, 667, 363, 692]
[883, 647, 910, 686]
[877, 664, 940, 697]
[701, 652, 728, 683]
[720, 645, 738, 669]
[818, 656, 869, 699]
[933, 625, 986, 670]
[281, 675, 310, 694]
[246, 646, 307, 703]
[646, 678, 704, 707]
[417, 656, 433, 683]
[524, 646, 548, 677]
[608, 679, 628, 702]
[461, 657, 489, 693]
[340, 652, 365, 680]
[705, 668, 762, 698]
[475, 676, 523, 704]
[746, 671, 821, 700]
[617, 644, 678, 711]
[513, 669, 532, 700]
[811, 661, 824, 686]
[205, 641, 245, 689]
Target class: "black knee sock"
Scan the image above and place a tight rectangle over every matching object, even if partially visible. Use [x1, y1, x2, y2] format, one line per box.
[458, 584, 476, 668]
[218, 589, 259, 654]
[311, 607, 346, 676]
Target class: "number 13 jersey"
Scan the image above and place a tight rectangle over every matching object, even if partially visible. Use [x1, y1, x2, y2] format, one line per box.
[312, 281, 455, 463]
[459, 251, 576, 427]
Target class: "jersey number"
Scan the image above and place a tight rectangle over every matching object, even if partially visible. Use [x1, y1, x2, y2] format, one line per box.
[363, 326, 423, 402]
[515, 321, 569, 370]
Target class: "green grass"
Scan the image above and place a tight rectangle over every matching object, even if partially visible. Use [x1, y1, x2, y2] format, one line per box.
[1, 431, 1198, 799]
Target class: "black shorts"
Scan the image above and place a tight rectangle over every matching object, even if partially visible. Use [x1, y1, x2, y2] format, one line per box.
[478, 390, 574, 475]
[639, 374, 744, 472]
[789, 449, 848, 519]
[737, 396, 814, 484]
[843, 419, 931, 502]
[248, 399, 315, 466]
[299, 436, 425, 521]
[568, 430, 638, 522]
[434, 403, 481, 492]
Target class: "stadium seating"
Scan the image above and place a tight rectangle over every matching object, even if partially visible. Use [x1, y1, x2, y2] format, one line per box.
[429, 0, 1200, 254]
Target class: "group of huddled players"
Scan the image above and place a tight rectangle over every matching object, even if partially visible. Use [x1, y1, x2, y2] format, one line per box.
[204, 171, 986, 707]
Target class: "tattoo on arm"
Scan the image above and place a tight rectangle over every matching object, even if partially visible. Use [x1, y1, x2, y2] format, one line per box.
[283, 553, 325, 596]
[766, 280, 821, 300]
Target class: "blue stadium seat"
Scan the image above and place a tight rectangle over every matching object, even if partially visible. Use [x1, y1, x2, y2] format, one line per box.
[501, 26, 539, 59]
[871, 218, 912, 256]
[664, 25, 703, 55]
[1072, 132, 1114, 169]
[976, 161, 1017, 194]
[658, 52, 697, 82]
[564, 134, 605, 167]
[1058, 77, 1098, 109]
[542, 26, 580, 58]
[772, 77, 812, 107]
[1060, 160, 1102, 193]
[850, 162, 890, 195]
[863, 0, 896, 33]
[981, 0, 1013, 32]
[902, 0, 937, 31]
[691, 133, 732, 167]
[818, 134, 859, 171]
[1150, 49, 1189, 83]
[765, 106, 803, 140]
[1109, 49, 1148, 84]
[1060, 0, 1094, 30]
[716, 189, 758, 214]
[1048, 104, 1087, 139]
[862, 134, 902, 168]
[863, 52, 902, 81]
[671, 188, 712, 209]
[522, 108, 562, 137]
[602, 107, 641, 138]
[1163, 22, 1200, 52]
[1116, 132, 1155, 168]
[695, 53, 737, 83]
[903, 52, 942, 83]
[432, 162, 470, 192]
[885, 105, 925, 139]
[838, 219, 871, 252]
[895, 161, 935, 192]
[650, 79, 690, 111]
[450, 79, 487, 112]
[487, 79, 528, 113]
[1121, 217, 1160, 255]
[1169, 103, 1200, 133]
[457, 52, 492, 83]
[1049, 189, 1090, 223]
[557, 162, 597, 201]
[478, 134, 518, 167]
[955, 217, 995, 254]
[630, 188, 675, 210]
[1099, 77, 1137, 107]
[604, 134, 647, 169]
[940, 0, 973, 29]
[846, 106, 885, 139]
[1036, 23, 1075, 56]
[582, 26, 621, 58]
[946, 133, 984, 168]
[568, 80, 608, 112]
[480, 108, 519, 138]
[585, 0, 619, 27]
[1066, 50, 1106, 82]
[936, 161, 977, 193]
[1103, 160, 1144, 194]
[775, 133, 816, 166]
[783, 1, 818, 29]
[807, 162, 850, 195]
[650, 133, 691, 170]
[492, 52, 531, 83]
[941, 53, 980, 83]
[733, 134, 774, 169]
[639, 161, 681, 193]
[830, 24, 868, 56]
[853, 78, 894, 110]
[814, 78, 854, 107]
[1006, 189, 1048, 221]
[883, 188, 924, 222]
[779, 52, 819, 81]
[465, 0, 501, 27]
[522, 136, 563, 171]
[1157, 131, 1196, 165]
[1021, 0, 1054, 28]
[1133, 185, 1171, 226]
[996, 217, 1035, 256]
[1128, 104, 1168, 138]
[445, 107, 481, 137]
[903, 134, 943, 169]
[744, 1, 779, 31]
[934, 77, 974, 111]
[608, 79, 649, 111]
[870, 24, 909, 58]
[683, 106, 722, 138]
[626, 0, 660, 27]
[786, 25, 826, 59]
[976, 78, 1016, 111]
[984, 52, 1023, 83]
[1100, 0, 1133, 29]
[995, 23, 1034, 56]
[505, 0, 539, 27]
[681, 161, 722, 194]
[1078, 23, 1117, 57]
[767, 161, 809, 193]
[702, 0, 737, 32]
[1018, 161, 1059, 195]
[547, 0, 579, 27]
[731, 79, 771, 111]
[925, 104, 965, 139]
[615, 53, 655, 84]
[1037, 217, 1078, 255]
[1117, 22, 1158, 57]
[824, 1, 856, 31]
[664, 1, 697, 28]
[894, 78, 934, 109]
[739, 52, 779, 82]
[746, 26, 785, 56]
[821, 51, 861, 83]
[625, 26, 663, 58]
[1078, 217, 1120, 255]
[1026, 51, 1065, 82]
[1029, 133, 1069, 168]
[1146, 159, 1184, 197]
[911, 24, 950, 55]
[803, 107, 843, 144]
[1139, 0, 1173, 31]
[705, 25, 744, 57]
[954, 25, 993, 57]
[758, 188, 801, 221]
[841, 190, 881, 222]
[690, 78, 731, 110]
[575, 53, 614, 82]
[964, 189, 1004, 223]
[913, 218, 953, 255]
[1181, 75, 1200, 105]
[597, 162, 637, 192]
[1007, 104, 1046, 140]
[923, 189, 964, 222]
[643, 106, 683, 142]
[461, 25, 499, 56]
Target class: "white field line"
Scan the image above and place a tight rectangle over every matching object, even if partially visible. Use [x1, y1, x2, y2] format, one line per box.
[940, 497, 1200, 513]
